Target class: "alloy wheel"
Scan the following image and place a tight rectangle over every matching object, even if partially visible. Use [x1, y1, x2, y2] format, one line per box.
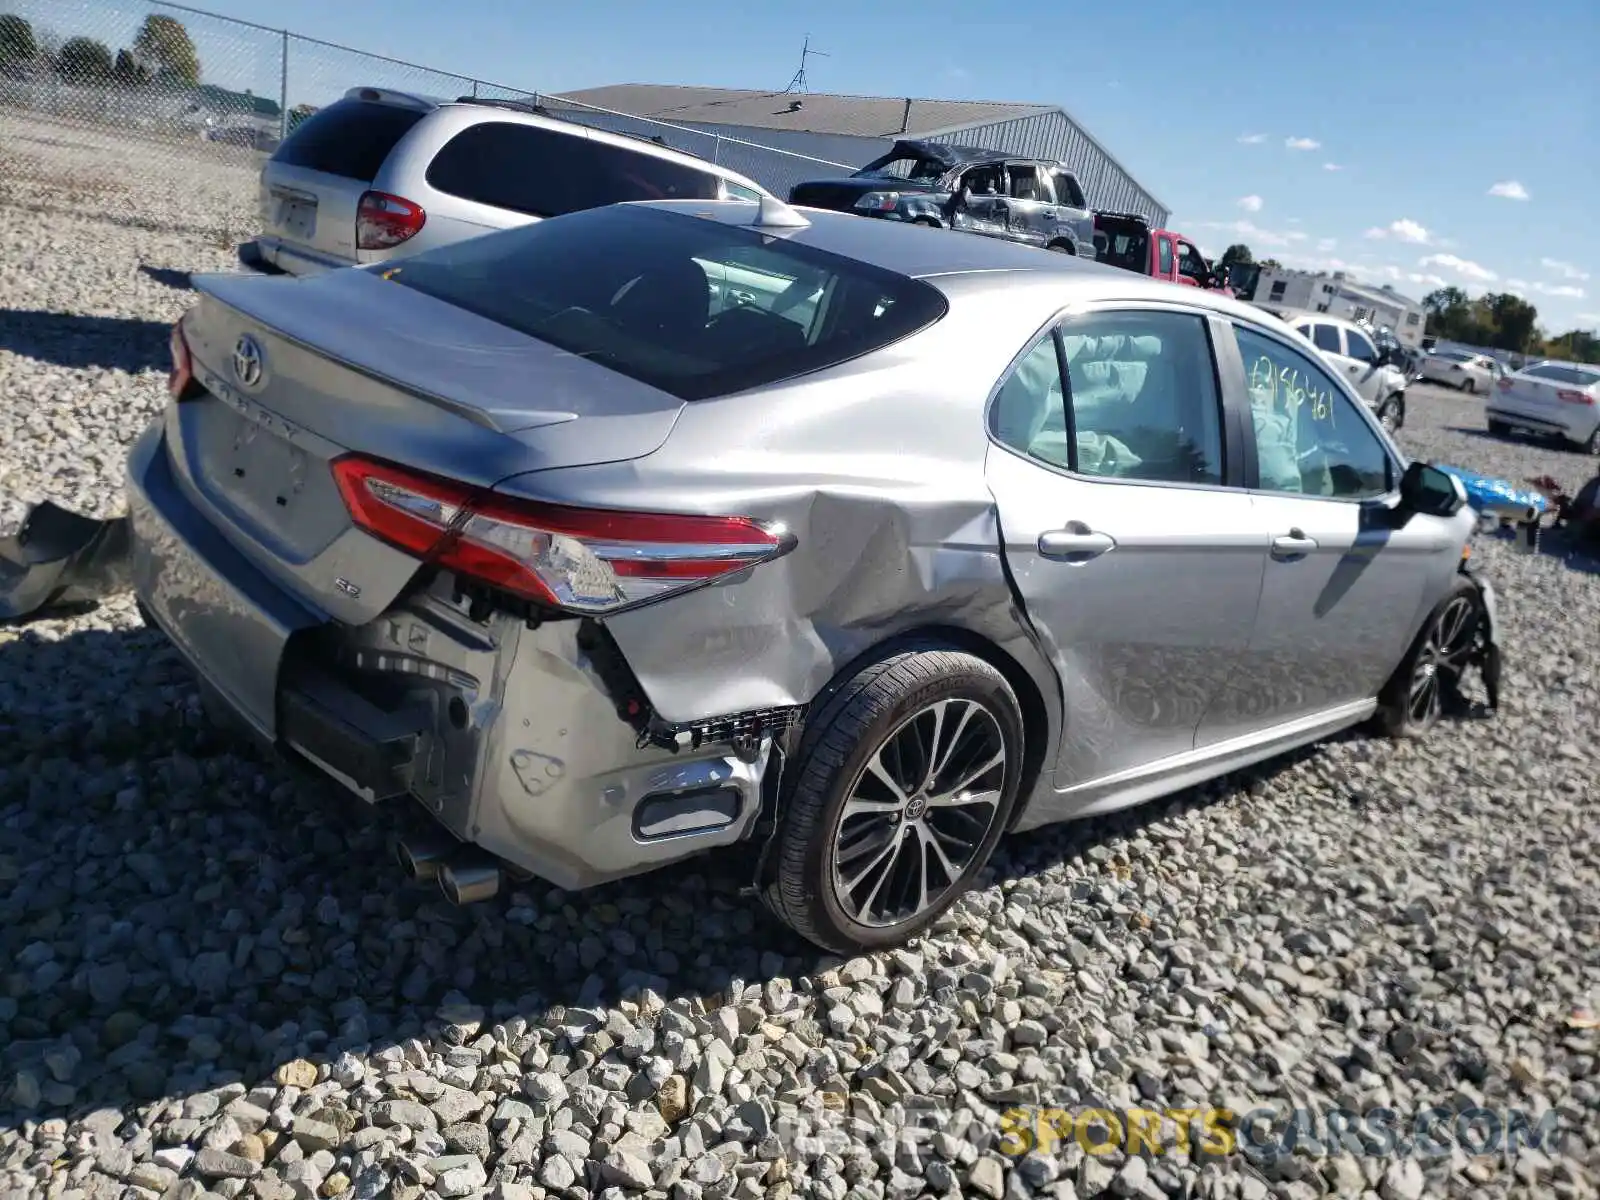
[1407, 595, 1479, 728]
[1381, 405, 1401, 433]
[830, 697, 1008, 928]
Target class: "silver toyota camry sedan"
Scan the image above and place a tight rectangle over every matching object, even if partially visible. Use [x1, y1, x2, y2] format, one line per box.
[121, 194, 1499, 952]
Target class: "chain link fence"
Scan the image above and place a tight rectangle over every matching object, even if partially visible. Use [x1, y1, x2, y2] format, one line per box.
[0, 0, 855, 242]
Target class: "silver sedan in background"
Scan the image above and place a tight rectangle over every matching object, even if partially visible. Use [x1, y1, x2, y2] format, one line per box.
[118, 196, 1497, 952]
[1420, 348, 1505, 393]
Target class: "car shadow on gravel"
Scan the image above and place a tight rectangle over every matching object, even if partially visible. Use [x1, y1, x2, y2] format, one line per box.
[0, 620, 1369, 1130]
[138, 266, 193, 291]
[0, 309, 173, 374]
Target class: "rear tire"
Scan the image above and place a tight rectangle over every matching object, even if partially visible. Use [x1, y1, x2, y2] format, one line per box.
[1373, 575, 1484, 738]
[912, 217, 942, 230]
[1578, 425, 1600, 456]
[1461, 378, 1476, 394]
[1487, 418, 1511, 438]
[763, 648, 1024, 953]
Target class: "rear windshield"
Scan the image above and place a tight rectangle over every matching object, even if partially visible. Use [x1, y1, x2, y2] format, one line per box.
[1522, 363, 1600, 387]
[381, 204, 948, 401]
[854, 150, 950, 183]
[427, 121, 723, 218]
[270, 98, 425, 181]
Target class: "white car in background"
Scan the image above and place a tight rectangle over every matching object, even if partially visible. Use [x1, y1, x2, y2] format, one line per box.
[1421, 348, 1505, 394]
[1272, 310, 1412, 432]
[1487, 360, 1600, 454]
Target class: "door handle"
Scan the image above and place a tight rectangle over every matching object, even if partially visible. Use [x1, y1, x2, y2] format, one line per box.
[1039, 529, 1116, 562]
[1041, 211, 1057, 220]
[1271, 529, 1319, 560]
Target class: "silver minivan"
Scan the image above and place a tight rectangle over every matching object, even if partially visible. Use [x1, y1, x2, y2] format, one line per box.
[241, 88, 773, 276]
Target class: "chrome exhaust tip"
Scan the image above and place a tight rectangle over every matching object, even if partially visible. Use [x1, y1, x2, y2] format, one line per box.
[395, 836, 455, 884]
[438, 854, 502, 905]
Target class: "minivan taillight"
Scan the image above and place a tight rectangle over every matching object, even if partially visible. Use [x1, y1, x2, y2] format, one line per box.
[168, 316, 193, 400]
[356, 191, 426, 250]
[331, 456, 791, 615]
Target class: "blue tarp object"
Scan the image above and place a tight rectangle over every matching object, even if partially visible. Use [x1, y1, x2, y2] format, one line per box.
[1433, 463, 1549, 519]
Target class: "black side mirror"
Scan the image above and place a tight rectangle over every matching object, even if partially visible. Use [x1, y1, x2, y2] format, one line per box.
[1399, 461, 1467, 518]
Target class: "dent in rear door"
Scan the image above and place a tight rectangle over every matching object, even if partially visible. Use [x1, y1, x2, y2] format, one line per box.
[981, 311, 1267, 810]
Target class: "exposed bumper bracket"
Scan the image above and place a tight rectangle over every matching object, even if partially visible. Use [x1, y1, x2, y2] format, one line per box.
[0, 503, 134, 622]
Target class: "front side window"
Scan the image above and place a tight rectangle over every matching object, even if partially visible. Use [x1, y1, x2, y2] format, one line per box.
[1344, 328, 1378, 363]
[384, 204, 947, 401]
[1176, 242, 1207, 279]
[1236, 325, 1393, 500]
[1050, 170, 1088, 209]
[427, 122, 722, 219]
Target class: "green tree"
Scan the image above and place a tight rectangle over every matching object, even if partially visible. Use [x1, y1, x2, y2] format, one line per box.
[132, 14, 199, 86]
[1483, 292, 1539, 353]
[1257, 257, 1283, 271]
[1219, 243, 1253, 266]
[115, 48, 152, 85]
[55, 36, 113, 82]
[0, 13, 37, 67]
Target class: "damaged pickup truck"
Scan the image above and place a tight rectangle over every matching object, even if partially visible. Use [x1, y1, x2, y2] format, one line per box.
[1, 196, 1502, 953]
[789, 139, 1098, 258]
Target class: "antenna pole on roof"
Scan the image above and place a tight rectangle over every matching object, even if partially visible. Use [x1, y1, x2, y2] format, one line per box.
[783, 34, 829, 94]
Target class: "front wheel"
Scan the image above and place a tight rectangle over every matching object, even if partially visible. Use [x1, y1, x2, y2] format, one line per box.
[1378, 395, 1405, 433]
[1461, 378, 1477, 394]
[1373, 576, 1485, 738]
[1046, 240, 1075, 254]
[764, 648, 1024, 953]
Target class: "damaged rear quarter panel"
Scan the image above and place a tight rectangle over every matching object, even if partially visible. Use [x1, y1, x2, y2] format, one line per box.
[488, 300, 1065, 772]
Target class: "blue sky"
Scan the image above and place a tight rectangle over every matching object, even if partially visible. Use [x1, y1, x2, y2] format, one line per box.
[32, 0, 1600, 331]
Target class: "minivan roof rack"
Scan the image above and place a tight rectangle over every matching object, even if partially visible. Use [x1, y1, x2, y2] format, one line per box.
[453, 95, 553, 118]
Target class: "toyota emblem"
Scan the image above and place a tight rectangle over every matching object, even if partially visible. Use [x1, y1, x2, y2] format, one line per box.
[232, 334, 265, 390]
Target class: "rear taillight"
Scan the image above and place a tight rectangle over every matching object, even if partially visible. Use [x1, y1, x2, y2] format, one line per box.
[1556, 389, 1596, 406]
[1497, 378, 1513, 391]
[356, 191, 426, 250]
[331, 456, 790, 614]
[168, 316, 193, 400]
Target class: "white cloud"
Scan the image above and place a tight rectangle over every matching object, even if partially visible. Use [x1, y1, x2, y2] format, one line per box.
[1487, 180, 1530, 200]
[1237, 133, 1267, 144]
[1237, 195, 1264, 213]
[1541, 258, 1590, 281]
[1285, 136, 1320, 151]
[1575, 312, 1600, 325]
[1535, 283, 1585, 299]
[1419, 253, 1498, 284]
[1410, 273, 1450, 291]
[1316, 237, 1338, 252]
[1193, 219, 1309, 248]
[1365, 219, 1431, 245]
[1323, 162, 1342, 171]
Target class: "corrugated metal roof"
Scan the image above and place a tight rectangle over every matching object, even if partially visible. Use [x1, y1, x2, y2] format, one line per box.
[1338, 280, 1423, 310]
[550, 84, 1053, 138]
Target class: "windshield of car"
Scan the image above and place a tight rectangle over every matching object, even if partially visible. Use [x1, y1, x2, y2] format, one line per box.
[853, 152, 948, 183]
[381, 204, 949, 402]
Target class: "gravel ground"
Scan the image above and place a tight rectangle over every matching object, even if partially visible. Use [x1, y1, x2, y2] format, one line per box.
[2, 115, 1598, 1200]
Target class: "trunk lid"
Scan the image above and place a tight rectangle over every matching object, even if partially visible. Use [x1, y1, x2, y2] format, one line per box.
[258, 95, 431, 273]
[167, 268, 685, 618]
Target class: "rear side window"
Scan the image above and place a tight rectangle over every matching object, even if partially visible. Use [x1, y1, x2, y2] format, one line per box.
[427, 122, 723, 218]
[1311, 325, 1342, 354]
[1522, 363, 1600, 387]
[269, 99, 425, 181]
[382, 204, 949, 401]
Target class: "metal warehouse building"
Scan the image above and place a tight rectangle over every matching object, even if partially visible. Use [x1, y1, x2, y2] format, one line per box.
[550, 84, 1170, 226]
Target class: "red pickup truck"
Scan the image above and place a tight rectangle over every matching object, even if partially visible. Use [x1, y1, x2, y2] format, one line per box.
[1093, 212, 1230, 293]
